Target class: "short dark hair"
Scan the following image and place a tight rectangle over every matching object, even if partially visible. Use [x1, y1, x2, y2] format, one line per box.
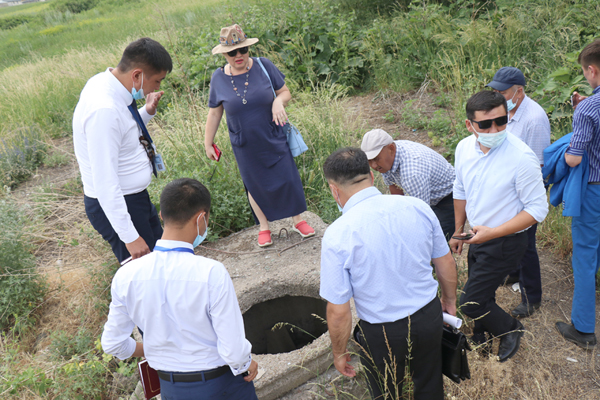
[160, 178, 211, 225]
[116, 37, 173, 75]
[466, 91, 507, 120]
[578, 39, 600, 69]
[323, 147, 371, 185]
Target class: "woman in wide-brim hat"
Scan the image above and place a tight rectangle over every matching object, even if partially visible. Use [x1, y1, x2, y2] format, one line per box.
[204, 24, 315, 247]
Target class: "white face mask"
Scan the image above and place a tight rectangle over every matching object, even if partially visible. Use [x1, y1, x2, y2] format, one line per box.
[471, 122, 508, 149]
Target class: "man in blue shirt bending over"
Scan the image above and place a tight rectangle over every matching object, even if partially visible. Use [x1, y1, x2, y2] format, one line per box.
[320, 148, 457, 399]
[557, 39, 600, 349]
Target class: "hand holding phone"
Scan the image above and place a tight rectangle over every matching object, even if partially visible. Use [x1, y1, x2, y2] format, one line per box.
[451, 233, 474, 240]
[212, 144, 222, 162]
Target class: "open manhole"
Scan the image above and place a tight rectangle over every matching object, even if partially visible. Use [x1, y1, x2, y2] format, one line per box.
[243, 295, 328, 355]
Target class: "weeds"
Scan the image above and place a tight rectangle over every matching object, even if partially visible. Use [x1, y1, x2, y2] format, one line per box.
[0, 126, 46, 189]
[0, 200, 46, 333]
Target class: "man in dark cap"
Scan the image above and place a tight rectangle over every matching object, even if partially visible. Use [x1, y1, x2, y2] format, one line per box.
[487, 67, 551, 319]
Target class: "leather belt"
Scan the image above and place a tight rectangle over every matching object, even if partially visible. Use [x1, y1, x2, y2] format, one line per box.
[157, 365, 230, 383]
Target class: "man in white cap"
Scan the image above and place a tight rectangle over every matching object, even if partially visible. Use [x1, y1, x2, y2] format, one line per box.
[361, 129, 456, 239]
[487, 66, 551, 318]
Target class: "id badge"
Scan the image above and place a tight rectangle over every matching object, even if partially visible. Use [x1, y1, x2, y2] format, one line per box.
[154, 153, 166, 173]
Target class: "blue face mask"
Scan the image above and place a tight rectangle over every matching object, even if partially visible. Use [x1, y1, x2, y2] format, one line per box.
[473, 124, 508, 149]
[131, 73, 145, 101]
[506, 89, 518, 112]
[193, 214, 208, 247]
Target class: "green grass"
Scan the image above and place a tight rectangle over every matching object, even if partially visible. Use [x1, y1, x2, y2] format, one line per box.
[0, 0, 225, 71]
[0, 1, 52, 16]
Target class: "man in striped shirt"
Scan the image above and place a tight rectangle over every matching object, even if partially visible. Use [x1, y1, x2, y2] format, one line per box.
[557, 39, 600, 349]
[361, 129, 456, 240]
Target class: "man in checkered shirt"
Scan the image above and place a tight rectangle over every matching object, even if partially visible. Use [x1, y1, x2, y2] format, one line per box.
[361, 129, 455, 239]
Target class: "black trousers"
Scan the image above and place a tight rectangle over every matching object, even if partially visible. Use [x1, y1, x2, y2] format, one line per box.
[355, 298, 443, 400]
[431, 193, 455, 241]
[461, 232, 528, 337]
[508, 224, 542, 304]
[84, 189, 163, 263]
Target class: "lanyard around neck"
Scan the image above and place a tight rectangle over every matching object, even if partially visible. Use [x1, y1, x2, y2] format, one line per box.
[153, 246, 194, 254]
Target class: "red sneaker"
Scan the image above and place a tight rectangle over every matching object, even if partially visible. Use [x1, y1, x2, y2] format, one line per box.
[292, 221, 315, 238]
[258, 230, 273, 247]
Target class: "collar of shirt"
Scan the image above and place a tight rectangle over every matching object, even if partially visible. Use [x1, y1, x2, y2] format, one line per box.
[106, 67, 135, 107]
[342, 186, 381, 214]
[509, 95, 530, 124]
[153, 239, 194, 252]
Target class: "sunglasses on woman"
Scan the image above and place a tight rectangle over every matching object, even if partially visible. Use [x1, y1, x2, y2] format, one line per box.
[470, 115, 508, 130]
[227, 46, 249, 57]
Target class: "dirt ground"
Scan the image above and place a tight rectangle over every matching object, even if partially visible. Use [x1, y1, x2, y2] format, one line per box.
[6, 92, 600, 400]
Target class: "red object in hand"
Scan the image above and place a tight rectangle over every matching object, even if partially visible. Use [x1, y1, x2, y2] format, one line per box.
[138, 360, 160, 399]
[212, 144, 222, 161]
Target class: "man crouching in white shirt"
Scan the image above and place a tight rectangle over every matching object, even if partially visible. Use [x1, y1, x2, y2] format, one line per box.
[101, 178, 259, 399]
[449, 91, 548, 362]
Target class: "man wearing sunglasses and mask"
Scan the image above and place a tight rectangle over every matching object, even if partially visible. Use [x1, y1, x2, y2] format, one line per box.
[487, 67, 551, 319]
[449, 91, 548, 362]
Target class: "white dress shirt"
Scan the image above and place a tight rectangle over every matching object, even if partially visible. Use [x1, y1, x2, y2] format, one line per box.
[73, 68, 154, 244]
[507, 95, 551, 164]
[320, 187, 449, 324]
[453, 133, 548, 229]
[101, 240, 252, 374]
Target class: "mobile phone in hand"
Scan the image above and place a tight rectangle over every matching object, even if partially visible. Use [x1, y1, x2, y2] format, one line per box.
[451, 233, 474, 240]
[212, 144, 222, 161]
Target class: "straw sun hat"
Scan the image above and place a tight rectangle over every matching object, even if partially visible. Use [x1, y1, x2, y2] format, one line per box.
[211, 24, 259, 55]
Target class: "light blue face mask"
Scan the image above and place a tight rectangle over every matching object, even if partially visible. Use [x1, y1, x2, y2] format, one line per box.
[131, 73, 145, 101]
[193, 214, 208, 247]
[506, 88, 518, 112]
[473, 125, 508, 149]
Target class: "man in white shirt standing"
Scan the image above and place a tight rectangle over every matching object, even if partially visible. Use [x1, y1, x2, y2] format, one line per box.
[449, 91, 548, 362]
[73, 38, 172, 263]
[487, 67, 551, 318]
[101, 178, 259, 399]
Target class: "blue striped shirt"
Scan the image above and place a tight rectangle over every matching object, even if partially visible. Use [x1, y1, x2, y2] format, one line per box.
[567, 86, 600, 182]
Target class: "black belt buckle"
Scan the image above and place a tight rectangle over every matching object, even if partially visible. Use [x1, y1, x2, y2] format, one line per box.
[158, 365, 229, 383]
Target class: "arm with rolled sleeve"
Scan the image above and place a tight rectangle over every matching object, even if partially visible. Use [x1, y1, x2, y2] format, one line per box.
[85, 108, 139, 244]
[209, 266, 253, 375]
[567, 106, 599, 161]
[101, 279, 138, 360]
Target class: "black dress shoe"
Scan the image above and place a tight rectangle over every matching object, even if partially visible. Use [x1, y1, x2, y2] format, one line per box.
[555, 321, 597, 349]
[503, 275, 520, 286]
[498, 321, 524, 362]
[510, 302, 541, 318]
